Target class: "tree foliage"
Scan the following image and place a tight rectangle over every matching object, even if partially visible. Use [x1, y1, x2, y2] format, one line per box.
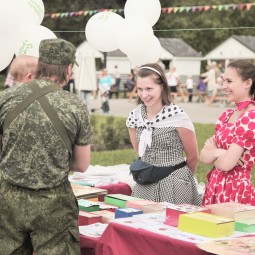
[41, 0, 255, 55]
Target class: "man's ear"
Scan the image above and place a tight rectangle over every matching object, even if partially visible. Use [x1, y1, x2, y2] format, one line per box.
[67, 64, 73, 75]
[27, 73, 33, 81]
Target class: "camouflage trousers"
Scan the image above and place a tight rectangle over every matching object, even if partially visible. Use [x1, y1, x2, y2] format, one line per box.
[0, 178, 80, 255]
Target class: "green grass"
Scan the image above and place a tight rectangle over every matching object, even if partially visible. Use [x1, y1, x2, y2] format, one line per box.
[91, 117, 255, 184]
[91, 119, 216, 184]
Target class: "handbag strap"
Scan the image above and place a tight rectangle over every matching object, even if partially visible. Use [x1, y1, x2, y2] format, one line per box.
[3, 81, 72, 155]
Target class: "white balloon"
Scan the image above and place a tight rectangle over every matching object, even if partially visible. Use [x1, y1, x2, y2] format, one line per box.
[115, 17, 154, 56]
[85, 12, 124, 52]
[0, 0, 44, 35]
[124, 0, 161, 26]
[0, 39, 15, 71]
[0, 0, 21, 34]
[15, 24, 57, 57]
[128, 36, 162, 66]
[19, 0, 45, 24]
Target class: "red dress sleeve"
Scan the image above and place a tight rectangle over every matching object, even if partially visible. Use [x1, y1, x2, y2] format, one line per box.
[232, 110, 255, 150]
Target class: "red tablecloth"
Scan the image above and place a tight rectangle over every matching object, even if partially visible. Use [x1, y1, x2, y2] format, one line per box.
[97, 182, 132, 201]
[95, 223, 214, 255]
[80, 235, 98, 255]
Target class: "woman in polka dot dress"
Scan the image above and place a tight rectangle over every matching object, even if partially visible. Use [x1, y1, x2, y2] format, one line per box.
[200, 60, 255, 206]
[126, 63, 201, 205]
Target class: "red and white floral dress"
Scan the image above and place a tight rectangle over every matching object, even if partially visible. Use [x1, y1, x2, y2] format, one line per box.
[202, 109, 255, 206]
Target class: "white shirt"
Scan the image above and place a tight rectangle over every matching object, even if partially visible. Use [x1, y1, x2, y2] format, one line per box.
[167, 72, 179, 86]
[186, 78, 193, 89]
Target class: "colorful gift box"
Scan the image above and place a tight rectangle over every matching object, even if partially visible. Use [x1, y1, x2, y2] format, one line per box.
[78, 199, 100, 212]
[142, 203, 166, 214]
[115, 208, 143, 219]
[126, 199, 158, 210]
[178, 212, 235, 238]
[92, 210, 115, 224]
[235, 218, 255, 233]
[99, 202, 118, 212]
[71, 183, 107, 199]
[165, 203, 211, 227]
[104, 194, 140, 208]
[78, 211, 102, 226]
[205, 202, 255, 220]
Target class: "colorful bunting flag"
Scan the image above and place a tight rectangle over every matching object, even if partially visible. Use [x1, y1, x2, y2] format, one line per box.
[44, 3, 255, 19]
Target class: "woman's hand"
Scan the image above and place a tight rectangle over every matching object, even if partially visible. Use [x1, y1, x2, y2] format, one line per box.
[237, 156, 245, 167]
[203, 137, 217, 150]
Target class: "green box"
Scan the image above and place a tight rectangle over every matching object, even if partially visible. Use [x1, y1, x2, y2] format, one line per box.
[235, 218, 255, 232]
[104, 194, 140, 208]
[78, 199, 100, 212]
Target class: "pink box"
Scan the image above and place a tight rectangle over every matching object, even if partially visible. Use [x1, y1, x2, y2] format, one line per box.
[126, 200, 158, 210]
[78, 211, 102, 226]
[165, 204, 211, 227]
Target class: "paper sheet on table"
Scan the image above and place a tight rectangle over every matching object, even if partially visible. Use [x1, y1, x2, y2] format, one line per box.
[197, 235, 255, 255]
[79, 223, 108, 238]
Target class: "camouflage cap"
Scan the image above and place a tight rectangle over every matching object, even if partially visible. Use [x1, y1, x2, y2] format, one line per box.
[39, 38, 78, 66]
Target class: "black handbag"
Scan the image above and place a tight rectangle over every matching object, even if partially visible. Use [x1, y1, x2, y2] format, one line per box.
[130, 158, 186, 185]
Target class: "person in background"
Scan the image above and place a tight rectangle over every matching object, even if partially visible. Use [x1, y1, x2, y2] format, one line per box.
[203, 62, 217, 103]
[166, 66, 179, 103]
[207, 76, 224, 106]
[128, 67, 139, 102]
[0, 38, 92, 254]
[8, 55, 38, 85]
[114, 65, 121, 94]
[186, 75, 194, 103]
[98, 68, 113, 113]
[126, 63, 201, 205]
[109, 65, 121, 99]
[196, 75, 207, 102]
[125, 73, 135, 92]
[200, 59, 255, 206]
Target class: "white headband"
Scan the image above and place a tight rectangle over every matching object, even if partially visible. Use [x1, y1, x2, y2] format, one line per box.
[139, 66, 162, 78]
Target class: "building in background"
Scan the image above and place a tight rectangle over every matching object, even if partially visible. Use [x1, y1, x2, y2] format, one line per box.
[204, 35, 255, 71]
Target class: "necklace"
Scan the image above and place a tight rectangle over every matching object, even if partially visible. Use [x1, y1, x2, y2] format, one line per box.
[235, 100, 255, 111]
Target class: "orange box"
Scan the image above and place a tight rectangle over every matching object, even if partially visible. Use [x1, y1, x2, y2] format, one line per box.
[126, 200, 158, 210]
[142, 203, 166, 214]
[92, 210, 115, 224]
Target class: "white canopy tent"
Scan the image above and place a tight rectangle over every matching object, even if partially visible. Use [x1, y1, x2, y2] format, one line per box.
[74, 41, 103, 93]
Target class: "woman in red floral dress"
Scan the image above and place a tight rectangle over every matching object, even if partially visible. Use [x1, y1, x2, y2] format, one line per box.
[200, 60, 255, 206]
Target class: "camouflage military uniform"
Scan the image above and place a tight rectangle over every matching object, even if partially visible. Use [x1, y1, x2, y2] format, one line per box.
[0, 79, 92, 254]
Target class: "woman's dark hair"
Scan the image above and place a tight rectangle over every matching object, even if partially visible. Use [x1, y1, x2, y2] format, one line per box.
[135, 63, 171, 105]
[35, 61, 69, 85]
[227, 60, 255, 100]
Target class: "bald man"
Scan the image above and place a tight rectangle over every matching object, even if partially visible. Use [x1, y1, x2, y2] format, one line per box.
[9, 55, 38, 85]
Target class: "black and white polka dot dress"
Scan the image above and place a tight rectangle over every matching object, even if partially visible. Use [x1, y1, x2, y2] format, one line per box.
[126, 104, 202, 206]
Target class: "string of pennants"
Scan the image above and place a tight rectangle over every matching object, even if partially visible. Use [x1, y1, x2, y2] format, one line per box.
[45, 2, 255, 19]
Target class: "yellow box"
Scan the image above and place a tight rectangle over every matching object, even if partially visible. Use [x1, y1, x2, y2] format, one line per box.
[178, 212, 234, 238]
